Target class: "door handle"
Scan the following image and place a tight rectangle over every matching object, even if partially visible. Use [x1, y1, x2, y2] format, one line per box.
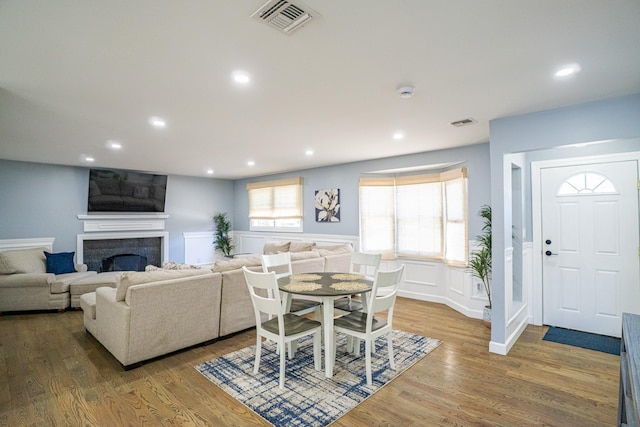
[545, 250, 558, 256]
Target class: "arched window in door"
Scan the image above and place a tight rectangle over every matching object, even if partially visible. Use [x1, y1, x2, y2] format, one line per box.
[557, 172, 617, 196]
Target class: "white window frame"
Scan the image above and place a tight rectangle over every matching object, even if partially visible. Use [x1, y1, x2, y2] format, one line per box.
[359, 167, 468, 265]
[247, 177, 303, 232]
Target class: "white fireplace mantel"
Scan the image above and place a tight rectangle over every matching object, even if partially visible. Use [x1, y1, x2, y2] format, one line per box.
[77, 214, 169, 233]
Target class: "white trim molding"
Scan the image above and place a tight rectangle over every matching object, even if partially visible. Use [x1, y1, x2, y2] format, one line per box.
[0, 237, 55, 252]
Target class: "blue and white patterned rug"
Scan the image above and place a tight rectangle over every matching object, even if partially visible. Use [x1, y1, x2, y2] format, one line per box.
[195, 330, 442, 427]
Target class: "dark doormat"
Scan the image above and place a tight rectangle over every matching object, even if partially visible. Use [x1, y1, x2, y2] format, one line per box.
[543, 327, 621, 355]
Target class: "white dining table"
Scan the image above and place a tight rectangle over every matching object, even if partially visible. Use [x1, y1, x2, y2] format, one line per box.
[278, 271, 373, 377]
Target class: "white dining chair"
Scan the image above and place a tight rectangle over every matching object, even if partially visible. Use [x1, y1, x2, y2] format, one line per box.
[332, 265, 405, 385]
[242, 266, 322, 389]
[333, 252, 381, 314]
[261, 252, 321, 318]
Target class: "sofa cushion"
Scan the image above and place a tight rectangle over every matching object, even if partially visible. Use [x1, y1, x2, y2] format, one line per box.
[0, 247, 47, 275]
[289, 251, 321, 261]
[212, 256, 262, 273]
[44, 251, 76, 274]
[313, 243, 354, 257]
[289, 241, 316, 252]
[51, 271, 98, 294]
[263, 241, 290, 255]
[115, 269, 210, 301]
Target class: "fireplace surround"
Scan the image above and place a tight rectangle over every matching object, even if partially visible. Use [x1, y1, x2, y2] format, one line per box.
[77, 214, 169, 272]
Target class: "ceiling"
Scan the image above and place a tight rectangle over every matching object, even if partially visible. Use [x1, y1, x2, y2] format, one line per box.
[1, 1, 639, 179]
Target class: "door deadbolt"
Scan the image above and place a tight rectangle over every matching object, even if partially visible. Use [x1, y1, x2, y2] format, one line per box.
[545, 239, 552, 245]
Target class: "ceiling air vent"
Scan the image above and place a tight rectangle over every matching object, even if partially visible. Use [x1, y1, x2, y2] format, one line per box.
[449, 118, 477, 127]
[251, 0, 317, 34]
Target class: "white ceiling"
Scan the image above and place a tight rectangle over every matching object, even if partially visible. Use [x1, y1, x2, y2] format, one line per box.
[1, 1, 639, 179]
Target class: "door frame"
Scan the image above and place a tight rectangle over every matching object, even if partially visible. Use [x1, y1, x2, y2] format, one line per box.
[531, 151, 640, 326]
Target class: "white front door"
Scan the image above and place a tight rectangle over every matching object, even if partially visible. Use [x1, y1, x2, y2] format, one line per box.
[541, 160, 639, 337]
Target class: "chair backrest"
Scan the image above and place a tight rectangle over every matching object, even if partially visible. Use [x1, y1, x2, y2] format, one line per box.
[242, 266, 284, 325]
[367, 265, 405, 328]
[261, 252, 293, 279]
[350, 252, 381, 278]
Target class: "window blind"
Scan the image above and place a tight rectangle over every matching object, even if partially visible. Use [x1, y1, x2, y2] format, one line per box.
[247, 177, 303, 220]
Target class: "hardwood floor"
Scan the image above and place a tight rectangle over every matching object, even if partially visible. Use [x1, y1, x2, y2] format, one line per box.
[0, 298, 619, 426]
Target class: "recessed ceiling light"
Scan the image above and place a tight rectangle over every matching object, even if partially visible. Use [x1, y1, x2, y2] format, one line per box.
[393, 132, 405, 140]
[105, 140, 122, 150]
[231, 70, 250, 84]
[305, 149, 314, 156]
[555, 63, 581, 78]
[206, 169, 214, 175]
[148, 116, 166, 128]
[247, 160, 255, 166]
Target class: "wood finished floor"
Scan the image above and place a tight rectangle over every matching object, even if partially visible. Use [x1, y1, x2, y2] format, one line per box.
[0, 298, 619, 426]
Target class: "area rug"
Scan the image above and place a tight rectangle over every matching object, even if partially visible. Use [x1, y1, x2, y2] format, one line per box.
[195, 330, 441, 427]
[543, 326, 620, 355]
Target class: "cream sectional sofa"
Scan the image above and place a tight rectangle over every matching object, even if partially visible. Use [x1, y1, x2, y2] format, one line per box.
[0, 246, 96, 312]
[81, 242, 353, 367]
[81, 269, 222, 367]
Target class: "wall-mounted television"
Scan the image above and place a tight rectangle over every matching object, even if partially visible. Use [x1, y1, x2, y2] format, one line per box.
[87, 168, 168, 213]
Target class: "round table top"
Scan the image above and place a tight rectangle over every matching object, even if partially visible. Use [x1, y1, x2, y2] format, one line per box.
[277, 271, 373, 297]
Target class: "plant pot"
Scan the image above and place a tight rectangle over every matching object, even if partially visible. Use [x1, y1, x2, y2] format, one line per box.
[483, 305, 492, 329]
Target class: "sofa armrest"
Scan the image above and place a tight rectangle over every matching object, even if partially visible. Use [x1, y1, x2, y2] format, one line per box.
[0, 273, 55, 288]
[75, 264, 88, 272]
[95, 287, 132, 365]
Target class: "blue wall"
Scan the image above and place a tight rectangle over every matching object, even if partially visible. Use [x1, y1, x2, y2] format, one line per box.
[233, 142, 492, 239]
[489, 93, 640, 347]
[0, 160, 235, 262]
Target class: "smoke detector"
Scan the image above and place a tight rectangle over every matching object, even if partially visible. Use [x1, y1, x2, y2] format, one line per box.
[251, 0, 318, 34]
[398, 86, 415, 99]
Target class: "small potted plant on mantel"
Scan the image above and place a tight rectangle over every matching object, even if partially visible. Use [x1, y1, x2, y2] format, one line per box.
[213, 212, 234, 258]
[469, 205, 492, 328]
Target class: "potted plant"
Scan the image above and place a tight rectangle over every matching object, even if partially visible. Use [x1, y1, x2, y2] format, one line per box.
[213, 212, 234, 257]
[469, 205, 492, 328]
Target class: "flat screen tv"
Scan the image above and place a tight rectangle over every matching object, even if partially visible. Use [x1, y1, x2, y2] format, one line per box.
[87, 168, 168, 213]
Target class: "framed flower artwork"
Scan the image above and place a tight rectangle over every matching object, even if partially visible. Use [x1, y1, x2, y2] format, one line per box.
[315, 188, 340, 222]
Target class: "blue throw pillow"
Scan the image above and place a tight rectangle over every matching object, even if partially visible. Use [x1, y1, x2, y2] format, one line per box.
[44, 251, 76, 274]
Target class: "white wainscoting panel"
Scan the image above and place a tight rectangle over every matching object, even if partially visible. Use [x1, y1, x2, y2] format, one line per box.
[184, 232, 216, 266]
[0, 237, 55, 252]
[448, 267, 465, 296]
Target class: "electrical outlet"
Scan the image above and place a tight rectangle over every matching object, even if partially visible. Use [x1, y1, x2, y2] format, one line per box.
[476, 283, 482, 292]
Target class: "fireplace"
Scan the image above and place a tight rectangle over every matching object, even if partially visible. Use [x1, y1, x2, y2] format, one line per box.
[76, 229, 169, 273]
[82, 237, 160, 272]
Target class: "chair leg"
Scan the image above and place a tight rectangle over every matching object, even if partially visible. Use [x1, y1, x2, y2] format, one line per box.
[254, 335, 262, 374]
[365, 339, 373, 385]
[279, 340, 286, 389]
[387, 333, 395, 370]
[313, 330, 321, 371]
[353, 338, 361, 356]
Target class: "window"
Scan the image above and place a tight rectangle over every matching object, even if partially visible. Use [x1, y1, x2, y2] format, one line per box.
[359, 168, 467, 265]
[557, 172, 616, 195]
[247, 177, 303, 232]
